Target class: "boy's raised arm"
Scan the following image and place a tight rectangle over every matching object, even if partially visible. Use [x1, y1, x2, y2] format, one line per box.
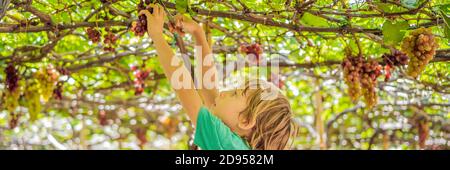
[140, 5, 202, 126]
[171, 15, 219, 108]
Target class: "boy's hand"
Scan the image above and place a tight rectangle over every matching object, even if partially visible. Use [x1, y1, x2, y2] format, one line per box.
[169, 14, 202, 36]
[139, 4, 166, 38]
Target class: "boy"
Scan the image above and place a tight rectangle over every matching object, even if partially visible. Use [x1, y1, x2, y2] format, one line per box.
[139, 4, 297, 150]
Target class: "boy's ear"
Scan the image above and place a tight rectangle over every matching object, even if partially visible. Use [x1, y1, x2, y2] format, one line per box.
[237, 115, 256, 130]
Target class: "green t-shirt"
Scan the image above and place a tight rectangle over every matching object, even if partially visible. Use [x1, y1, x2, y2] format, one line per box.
[194, 106, 251, 150]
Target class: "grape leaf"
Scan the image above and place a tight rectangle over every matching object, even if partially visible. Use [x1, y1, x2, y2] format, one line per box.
[176, 0, 189, 14]
[374, 2, 404, 13]
[442, 13, 450, 40]
[300, 12, 329, 27]
[439, 6, 450, 40]
[382, 20, 409, 46]
[401, 0, 419, 8]
[440, 4, 450, 13]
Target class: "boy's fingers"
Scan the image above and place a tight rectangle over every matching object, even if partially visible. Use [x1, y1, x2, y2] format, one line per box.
[138, 10, 151, 17]
[153, 4, 160, 16]
[148, 4, 157, 15]
[158, 4, 164, 16]
[174, 14, 183, 22]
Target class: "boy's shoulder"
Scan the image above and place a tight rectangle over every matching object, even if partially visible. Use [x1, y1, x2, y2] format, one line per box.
[194, 106, 251, 150]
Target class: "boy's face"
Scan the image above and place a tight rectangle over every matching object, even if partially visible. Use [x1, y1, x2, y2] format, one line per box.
[210, 88, 248, 134]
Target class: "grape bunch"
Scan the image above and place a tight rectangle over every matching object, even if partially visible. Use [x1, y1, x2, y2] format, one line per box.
[417, 118, 429, 149]
[341, 56, 364, 102]
[8, 112, 20, 129]
[131, 65, 151, 95]
[401, 27, 438, 78]
[53, 81, 64, 100]
[382, 50, 409, 81]
[98, 110, 108, 126]
[5, 63, 19, 92]
[131, 0, 154, 37]
[135, 127, 148, 149]
[268, 73, 285, 88]
[103, 31, 118, 52]
[342, 56, 382, 108]
[3, 63, 21, 112]
[383, 50, 409, 67]
[86, 27, 101, 43]
[24, 79, 41, 122]
[2, 86, 21, 113]
[56, 67, 70, 76]
[360, 60, 382, 108]
[239, 43, 263, 63]
[35, 65, 60, 102]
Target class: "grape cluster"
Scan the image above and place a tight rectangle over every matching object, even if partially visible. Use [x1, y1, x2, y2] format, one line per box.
[383, 50, 409, 67]
[53, 82, 64, 100]
[56, 67, 71, 76]
[86, 27, 101, 43]
[360, 60, 382, 108]
[53, 67, 69, 100]
[5, 63, 19, 92]
[9, 112, 20, 129]
[342, 56, 382, 108]
[3, 63, 21, 112]
[417, 118, 429, 149]
[240, 43, 263, 63]
[382, 50, 409, 81]
[131, 0, 154, 37]
[103, 31, 118, 52]
[268, 73, 285, 88]
[98, 110, 108, 126]
[35, 65, 59, 102]
[24, 79, 41, 122]
[341, 56, 364, 102]
[131, 65, 151, 95]
[401, 27, 438, 78]
[2, 86, 21, 113]
[135, 127, 148, 148]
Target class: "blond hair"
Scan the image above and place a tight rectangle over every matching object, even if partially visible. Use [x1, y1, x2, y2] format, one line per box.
[239, 79, 297, 150]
